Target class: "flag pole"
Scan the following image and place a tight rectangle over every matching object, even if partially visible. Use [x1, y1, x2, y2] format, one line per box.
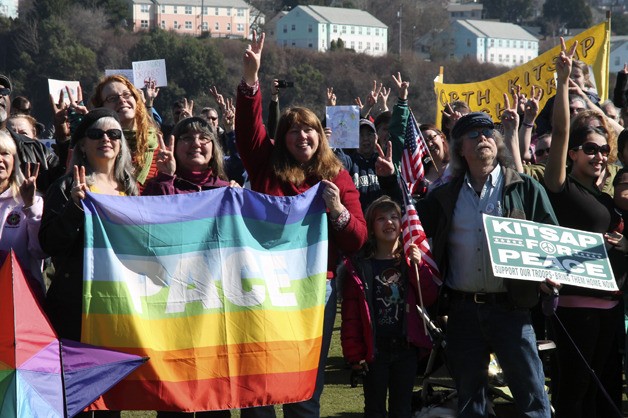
[409, 108, 440, 175]
[413, 262, 428, 336]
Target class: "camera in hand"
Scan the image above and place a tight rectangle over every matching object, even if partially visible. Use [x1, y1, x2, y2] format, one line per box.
[277, 80, 294, 88]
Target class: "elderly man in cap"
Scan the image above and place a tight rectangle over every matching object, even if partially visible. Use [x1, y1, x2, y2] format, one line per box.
[416, 112, 556, 417]
[0, 74, 63, 191]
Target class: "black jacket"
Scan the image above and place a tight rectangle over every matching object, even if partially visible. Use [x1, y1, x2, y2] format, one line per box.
[10, 129, 66, 192]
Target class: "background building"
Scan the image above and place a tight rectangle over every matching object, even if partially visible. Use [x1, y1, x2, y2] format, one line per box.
[128, 0, 256, 38]
[273, 5, 388, 56]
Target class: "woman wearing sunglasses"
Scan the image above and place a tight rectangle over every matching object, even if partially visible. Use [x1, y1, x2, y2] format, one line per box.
[39, 108, 137, 418]
[544, 40, 627, 418]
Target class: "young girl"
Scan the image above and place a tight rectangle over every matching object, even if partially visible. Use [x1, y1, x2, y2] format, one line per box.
[341, 195, 438, 418]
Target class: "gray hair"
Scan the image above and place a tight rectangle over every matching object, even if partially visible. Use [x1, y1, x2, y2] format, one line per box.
[0, 131, 24, 201]
[70, 116, 138, 196]
[448, 128, 514, 177]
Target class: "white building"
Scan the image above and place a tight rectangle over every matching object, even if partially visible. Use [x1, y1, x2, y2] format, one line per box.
[0, 0, 18, 19]
[448, 19, 539, 66]
[274, 5, 388, 56]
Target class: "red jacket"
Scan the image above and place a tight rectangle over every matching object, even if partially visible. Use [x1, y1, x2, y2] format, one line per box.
[341, 255, 439, 364]
[236, 86, 367, 276]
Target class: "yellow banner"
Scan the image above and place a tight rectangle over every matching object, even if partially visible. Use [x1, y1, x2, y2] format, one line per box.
[433, 20, 610, 125]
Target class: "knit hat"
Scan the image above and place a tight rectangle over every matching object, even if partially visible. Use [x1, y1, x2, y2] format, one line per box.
[359, 118, 377, 133]
[0, 75, 12, 91]
[71, 108, 120, 146]
[451, 112, 494, 139]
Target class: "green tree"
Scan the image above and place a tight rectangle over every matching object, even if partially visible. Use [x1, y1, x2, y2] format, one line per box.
[542, 0, 592, 29]
[482, 0, 533, 23]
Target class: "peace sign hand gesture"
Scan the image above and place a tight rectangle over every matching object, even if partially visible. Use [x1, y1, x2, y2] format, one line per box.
[71, 165, 88, 205]
[19, 162, 39, 208]
[156, 133, 176, 176]
[556, 37, 578, 84]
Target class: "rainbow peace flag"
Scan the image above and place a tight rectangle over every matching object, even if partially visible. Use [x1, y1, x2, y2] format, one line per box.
[80, 185, 328, 412]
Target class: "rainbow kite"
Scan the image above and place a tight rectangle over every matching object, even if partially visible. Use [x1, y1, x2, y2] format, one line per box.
[81, 185, 328, 412]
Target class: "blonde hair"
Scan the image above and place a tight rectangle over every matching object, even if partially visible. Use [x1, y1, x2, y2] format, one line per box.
[0, 131, 24, 201]
[272, 107, 343, 185]
[90, 75, 156, 172]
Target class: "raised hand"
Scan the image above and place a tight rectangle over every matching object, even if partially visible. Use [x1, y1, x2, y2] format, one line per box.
[378, 86, 391, 112]
[179, 98, 194, 119]
[223, 98, 235, 132]
[155, 133, 176, 176]
[556, 37, 578, 84]
[442, 102, 463, 127]
[501, 93, 519, 133]
[71, 165, 88, 205]
[523, 85, 542, 125]
[19, 162, 39, 208]
[270, 79, 280, 98]
[392, 72, 409, 100]
[354, 96, 364, 110]
[209, 86, 226, 111]
[50, 90, 70, 139]
[66, 85, 88, 115]
[243, 31, 265, 85]
[144, 78, 159, 106]
[326, 87, 337, 106]
[367, 80, 382, 108]
[374, 141, 394, 177]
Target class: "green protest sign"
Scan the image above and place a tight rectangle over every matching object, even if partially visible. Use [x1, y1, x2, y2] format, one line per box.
[483, 214, 617, 291]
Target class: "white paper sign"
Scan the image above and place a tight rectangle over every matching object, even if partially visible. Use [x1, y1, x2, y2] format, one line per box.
[48, 79, 81, 105]
[325, 105, 360, 149]
[105, 69, 135, 84]
[132, 59, 167, 89]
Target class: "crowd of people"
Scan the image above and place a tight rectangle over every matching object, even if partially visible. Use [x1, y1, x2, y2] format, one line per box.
[1, 32, 628, 418]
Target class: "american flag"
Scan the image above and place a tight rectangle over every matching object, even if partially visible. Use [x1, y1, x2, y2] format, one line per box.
[401, 111, 430, 185]
[398, 176, 441, 283]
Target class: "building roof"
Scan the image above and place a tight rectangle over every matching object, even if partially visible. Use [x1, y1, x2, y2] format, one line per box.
[289, 5, 387, 28]
[611, 36, 628, 52]
[456, 19, 538, 41]
[447, 3, 483, 12]
[132, 0, 251, 6]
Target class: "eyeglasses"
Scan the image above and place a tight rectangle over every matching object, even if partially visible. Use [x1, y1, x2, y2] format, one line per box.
[0, 88, 11, 97]
[178, 134, 212, 144]
[207, 116, 218, 121]
[424, 133, 440, 142]
[86, 128, 122, 140]
[571, 142, 610, 156]
[466, 128, 493, 139]
[534, 147, 550, 157]
[104, 91, 133, 104]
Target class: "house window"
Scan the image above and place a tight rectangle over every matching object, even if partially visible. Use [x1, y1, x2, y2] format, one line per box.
[322, 40, 326, 48]
[227, 8, 231, 16]
[333, 25, 337, 33]
[185, 6, 192, 14]
[203, 7, 208, 15]
[506, 40, 510, 47]
[466, 39, 471, 47]
[375, 43, 379, 51]
[341, 26, 346, 34]
[367, 27, 371, 35]
[174, 21, 178, 29]
[215, 22, 219, 30]
[292, 41, 296, 46]
[202, 22, 208, 31]
[291, 24, 295, 31]
[140, 20, 149, 28]
[283, 24, 287, 33]
[351, 41, 355, 49]
[237, 23, 244, 32]
[367, 42, 370, 50]
[140, 4, 149, 13]
[351, 26, 355, 34]
[308, 24, 312, 33]
[161, 21, 166, 29]
[358, 41, 362, 49]
[498, 54, 502, 62]
[215, 7, 219, 15]
[490, 54, 494, 61]
[498, 40, 502, 47]
[308, 43, 313, 48]
[185, 21, 192, 29]
[161, 5, 165, 13]
[489, 39, 494, 47]
[237, 8, 244, 17]
[173, 6, 177, 14]
[358, 27, 362, 35]
[227, 23, 231, 31]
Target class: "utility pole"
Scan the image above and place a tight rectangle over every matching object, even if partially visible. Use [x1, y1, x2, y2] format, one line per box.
[200, 0, 204, 35]
[397, 6, 402, 55]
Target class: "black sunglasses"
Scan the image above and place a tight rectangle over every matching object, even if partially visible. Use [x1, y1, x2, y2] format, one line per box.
[534, 147, 550, 157]
[0, 87, 11, 97]
[572, 142, 610, 157]
[86, 128, 122, 140]
[466, 128, 493, 139]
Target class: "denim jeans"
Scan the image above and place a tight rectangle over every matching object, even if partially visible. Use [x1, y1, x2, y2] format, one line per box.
[241, 278, 336, 418]
[362, 341, 418, 418]
[446, 298, 550, 418]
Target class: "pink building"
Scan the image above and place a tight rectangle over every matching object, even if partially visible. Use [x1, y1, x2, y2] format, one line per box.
[128, 0, 254, 38]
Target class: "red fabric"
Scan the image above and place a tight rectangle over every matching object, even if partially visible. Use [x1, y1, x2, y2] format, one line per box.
[340, 258, 374, 364]
[236, 87, 367, 275]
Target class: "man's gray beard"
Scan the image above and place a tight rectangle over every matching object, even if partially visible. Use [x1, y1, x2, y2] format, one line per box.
[0, 108, 7, 125]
